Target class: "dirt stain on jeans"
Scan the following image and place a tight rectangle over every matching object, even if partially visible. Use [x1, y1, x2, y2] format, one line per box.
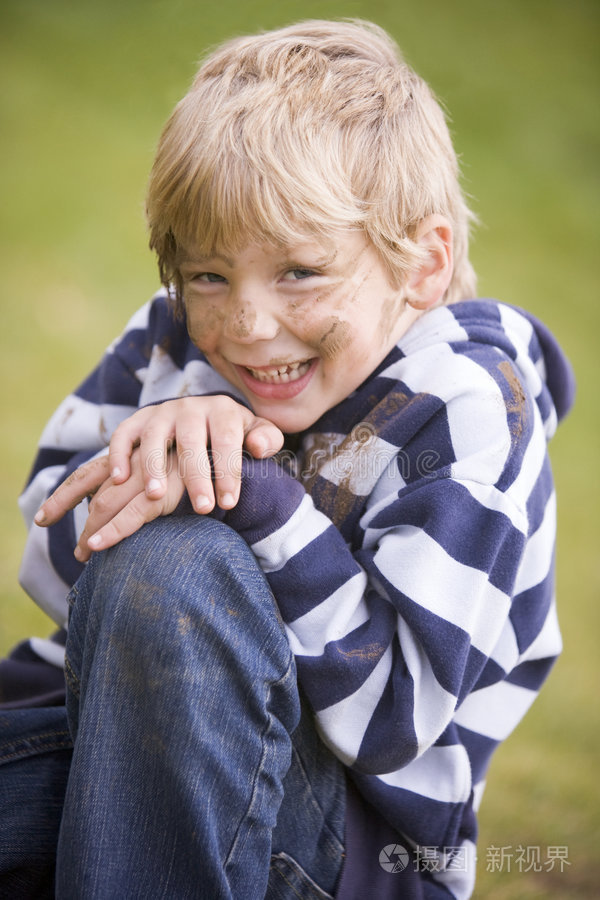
[177, 614, 193, 636]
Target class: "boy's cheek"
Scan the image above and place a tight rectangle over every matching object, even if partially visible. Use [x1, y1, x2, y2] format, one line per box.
[185, 306, 223, 349]
[286, 282, 361, 358]
[301, 315, 354, 360]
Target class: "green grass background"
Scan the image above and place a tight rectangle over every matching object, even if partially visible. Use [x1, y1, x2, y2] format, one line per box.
[1, 0, 598, 895]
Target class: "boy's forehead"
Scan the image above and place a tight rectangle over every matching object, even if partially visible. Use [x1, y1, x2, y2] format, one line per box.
[177, 232, 351, 267]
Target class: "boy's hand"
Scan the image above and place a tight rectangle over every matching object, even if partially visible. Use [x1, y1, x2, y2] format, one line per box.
[33, 396, 284, 560]
[35, 449, 187, 562]
[107, 396, 283, 513]
[35, 455, 112, 532]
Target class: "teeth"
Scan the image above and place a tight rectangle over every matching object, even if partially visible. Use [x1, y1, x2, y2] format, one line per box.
[246, 360, 311, 384]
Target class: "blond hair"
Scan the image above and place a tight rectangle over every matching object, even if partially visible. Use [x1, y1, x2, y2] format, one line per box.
[146, 19, 477, 312]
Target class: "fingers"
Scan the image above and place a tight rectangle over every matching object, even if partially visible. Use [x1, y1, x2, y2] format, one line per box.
[72, 460, 145, 560]
[178, 403, 283, 511]
[32, 396, 281, 563]
[34, 456, 111, 526]
[35, 400, 283, 562]
[173, 397, 245, 511]
[106, 397, 284, 514]
[243, 419, 284, 459]
[75, 492, 164, 562]
[173, 422, 215, 513]
[108, 409, 166, 491]
[204, 411, 245, 511]
[73, 454, 185, 561]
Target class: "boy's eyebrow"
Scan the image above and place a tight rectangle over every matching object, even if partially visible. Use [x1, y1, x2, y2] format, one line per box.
[180, 252, 235, 269]
[179, 248, 340, 270]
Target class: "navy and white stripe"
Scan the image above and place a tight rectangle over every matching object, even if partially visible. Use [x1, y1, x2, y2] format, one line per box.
[18, 293, 574, 898]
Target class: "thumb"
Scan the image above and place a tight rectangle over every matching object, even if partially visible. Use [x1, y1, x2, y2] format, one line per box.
[243, 417, 284, 458]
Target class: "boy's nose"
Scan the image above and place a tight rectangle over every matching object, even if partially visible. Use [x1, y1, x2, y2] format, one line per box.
[223, 297, 280, 343]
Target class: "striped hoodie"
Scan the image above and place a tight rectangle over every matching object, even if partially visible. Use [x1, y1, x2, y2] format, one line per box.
[18, 294, 574, 898]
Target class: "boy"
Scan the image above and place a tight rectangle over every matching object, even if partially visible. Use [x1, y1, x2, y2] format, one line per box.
[3, 18, 574, 899]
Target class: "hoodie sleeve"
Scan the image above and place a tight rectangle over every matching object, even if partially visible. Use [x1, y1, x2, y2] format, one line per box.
[19, 289, 246, 626]
[18, 303, 155, 625]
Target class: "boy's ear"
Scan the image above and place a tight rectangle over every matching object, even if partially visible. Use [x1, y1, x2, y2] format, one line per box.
[404, 215, 453, 310]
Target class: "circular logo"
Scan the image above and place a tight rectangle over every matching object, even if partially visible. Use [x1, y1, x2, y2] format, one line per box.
[379, 843, 410, 873]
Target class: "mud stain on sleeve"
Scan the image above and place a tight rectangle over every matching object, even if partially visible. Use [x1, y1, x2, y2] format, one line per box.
[337, 642, 385, 661]
[498, 360, 527, 439]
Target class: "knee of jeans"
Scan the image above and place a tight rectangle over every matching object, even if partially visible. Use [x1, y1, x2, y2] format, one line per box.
[84, 515, 287, 663]
[92, 515, 255, 596]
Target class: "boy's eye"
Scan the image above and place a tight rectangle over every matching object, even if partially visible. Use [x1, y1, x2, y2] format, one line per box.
[195, 272, 227, 283]
[283, 268, 317, 281]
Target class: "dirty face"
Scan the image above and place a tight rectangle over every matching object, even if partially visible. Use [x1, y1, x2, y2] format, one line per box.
[179, 231, 418, 433]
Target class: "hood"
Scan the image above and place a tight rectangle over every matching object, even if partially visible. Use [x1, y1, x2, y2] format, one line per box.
[400, 298, 576, 441]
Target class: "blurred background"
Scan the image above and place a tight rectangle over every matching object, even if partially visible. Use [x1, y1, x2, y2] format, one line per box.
[1, 0, 598, 895]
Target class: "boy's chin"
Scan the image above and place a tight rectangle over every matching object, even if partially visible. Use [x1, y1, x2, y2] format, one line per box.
[262, 413, 318, 436]
[248, 402, 323, 436]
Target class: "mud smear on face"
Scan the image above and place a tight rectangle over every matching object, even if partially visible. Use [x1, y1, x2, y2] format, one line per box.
[185, 300, 224, 348]
[315, 317, 353, 360]
[228, 303, 256, 339]
[187, 297, 258, 344]
[323, 251, 370, 310]
[344, 248, 372, 300]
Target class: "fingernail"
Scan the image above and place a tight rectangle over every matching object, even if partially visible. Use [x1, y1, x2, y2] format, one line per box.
[220, 492, 235, 508]
[195, 495, 212, 512]
[88, 534, 102, 548]
[147, 479, 162, 495]
[34, 509, 47, 525]
[111, 466, 121, 479]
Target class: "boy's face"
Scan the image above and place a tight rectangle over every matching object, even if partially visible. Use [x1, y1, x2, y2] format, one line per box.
[180, 231, 419, 433]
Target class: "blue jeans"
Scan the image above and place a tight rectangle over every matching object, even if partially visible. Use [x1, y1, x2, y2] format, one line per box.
[1, 517, 346, 898]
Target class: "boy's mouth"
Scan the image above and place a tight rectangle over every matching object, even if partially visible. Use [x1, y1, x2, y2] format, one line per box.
[235, 358, 317, 399]
[244, 360, 312, 384]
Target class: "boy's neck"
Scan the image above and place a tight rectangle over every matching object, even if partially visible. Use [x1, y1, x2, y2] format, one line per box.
[391, 302, 428, 345]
